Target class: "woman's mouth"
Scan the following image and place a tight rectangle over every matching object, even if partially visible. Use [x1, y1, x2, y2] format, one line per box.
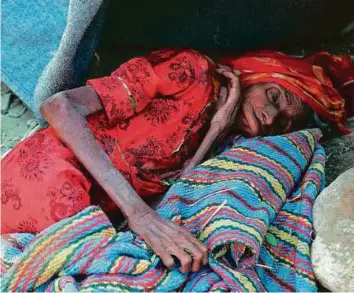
[238, 103, 261, 137]
[252, 107, 265, 135]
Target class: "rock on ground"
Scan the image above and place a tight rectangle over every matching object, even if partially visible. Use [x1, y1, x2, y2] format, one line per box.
[323, 120, 354, 186]
[1, 83, 37, 156]
[312, 167, 354, 292]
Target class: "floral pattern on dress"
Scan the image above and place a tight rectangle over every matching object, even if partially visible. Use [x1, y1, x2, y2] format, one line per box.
[46, 180, 87, 222]
[143, 98, 179, 125]
[168, 56, 196, 88]
[99, 93, 129, 121]
[1, 49, 218, 234]
[198, 70, 210, 85]
[128, 137, 168, 158]
[16, 133, 54, 182]
[2, 179, 22, 210]
[117, 120, 130, 131]
[97, 133, 118, 155]
[99, 77, 120, 90]
[182, 114, 195, 125]
[17, 216, 39, 233]
[115, 58, 151, 102]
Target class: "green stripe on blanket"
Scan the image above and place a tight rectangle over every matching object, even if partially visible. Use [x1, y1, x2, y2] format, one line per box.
[1, 129, 325, 292]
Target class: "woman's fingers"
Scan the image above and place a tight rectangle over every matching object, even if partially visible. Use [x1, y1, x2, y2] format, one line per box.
[225, 75, 241, 108]
[216, 64, 233, 71]
[168, 242, 193, 273]
[129, 211, 209, 274]
[152, 238, 193, 274]
[219, 72, 241, 114]
[164, 223, 208, 272]
[216, 64, 241, 76]
[182, 245, 203, 272]
[211, 67, 243, 133]
[220, 86, 228, 101]
[217, 86, 228, 110]
[142, 230, 176, 269]
[182, 231, 209, 265]
[179, 234, 209, 272]
[216, 68, 242, 106]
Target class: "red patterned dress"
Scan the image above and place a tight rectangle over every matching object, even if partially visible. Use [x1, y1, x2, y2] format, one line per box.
[1, 49, 219, 234]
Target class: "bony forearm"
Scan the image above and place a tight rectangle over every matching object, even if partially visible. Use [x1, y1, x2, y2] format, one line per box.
[97, 167, 150, 217]
[183, 126, 220, 174]
[39, 90, 209, 273]
[40, 92, 150, 220]
[39, 92, 70, 124]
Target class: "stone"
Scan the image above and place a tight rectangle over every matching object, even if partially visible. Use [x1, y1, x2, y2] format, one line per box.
[1, 81, 11, 95]
[312, 167, 354, 292]
[1, 92, 13, 114]
[323, 120, 354, 186]
[7, 98, 27, 118]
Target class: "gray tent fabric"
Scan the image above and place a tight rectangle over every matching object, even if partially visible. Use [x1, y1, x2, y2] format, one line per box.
[1, 0, 107, 119]
[34, 0, 107, 118]
[3, 0, 353, 120]
[1, 0, 69, 114]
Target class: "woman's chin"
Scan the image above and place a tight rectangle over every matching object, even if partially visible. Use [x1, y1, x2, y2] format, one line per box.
[237, 108, 261, 137]
[237, 125, 255, 137]
[241, 130, 256, 137]
[237, 118, 259, 137]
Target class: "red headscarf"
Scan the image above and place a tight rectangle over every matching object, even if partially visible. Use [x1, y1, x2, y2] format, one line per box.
[220, 51, 354, 134]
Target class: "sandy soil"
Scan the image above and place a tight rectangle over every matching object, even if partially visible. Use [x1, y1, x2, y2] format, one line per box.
[1, 83, 37, 156]
[322, 120, 354, 185]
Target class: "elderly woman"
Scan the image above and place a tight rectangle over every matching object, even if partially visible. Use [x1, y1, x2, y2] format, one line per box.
[2, 49, 353, 273]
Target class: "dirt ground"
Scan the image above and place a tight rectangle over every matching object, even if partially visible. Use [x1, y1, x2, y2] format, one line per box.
[322, 120, 354, 185]
[1, 83, 38, 157]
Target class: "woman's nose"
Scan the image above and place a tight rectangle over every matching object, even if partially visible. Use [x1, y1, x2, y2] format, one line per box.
[264, 104, 279, 125]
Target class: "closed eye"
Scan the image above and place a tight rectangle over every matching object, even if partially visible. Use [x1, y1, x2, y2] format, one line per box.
[266, 87, 281, 107]
[285, 89, 295, 105]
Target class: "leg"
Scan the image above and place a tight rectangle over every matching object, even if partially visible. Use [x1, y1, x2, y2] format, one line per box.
[1, 129, 91, 233]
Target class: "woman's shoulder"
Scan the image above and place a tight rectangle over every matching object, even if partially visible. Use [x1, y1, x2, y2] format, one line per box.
[145, 48, 214, 71]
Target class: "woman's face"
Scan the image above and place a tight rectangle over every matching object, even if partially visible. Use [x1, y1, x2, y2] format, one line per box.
[237, 82, 306, 137]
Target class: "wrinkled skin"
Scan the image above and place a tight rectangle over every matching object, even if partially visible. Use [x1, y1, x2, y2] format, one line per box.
[128, 67, 243, 273]
[236, 81, 306, 137]
[184, 65, 307, 172]
[128, 208, 208, 272]
[183, 66, 243, 173]
[40, 65, 306, 275]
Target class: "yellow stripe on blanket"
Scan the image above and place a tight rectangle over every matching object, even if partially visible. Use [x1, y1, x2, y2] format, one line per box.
[200, 219, 263, 243]
[203, 160, 286, 200]
[269, 227, 310, 256]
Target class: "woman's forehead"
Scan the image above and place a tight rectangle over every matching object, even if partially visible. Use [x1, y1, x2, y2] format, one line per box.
[251, 82, 306, 117]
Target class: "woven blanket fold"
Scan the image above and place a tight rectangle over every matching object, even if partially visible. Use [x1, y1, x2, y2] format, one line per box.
[0, 129, 325, 292]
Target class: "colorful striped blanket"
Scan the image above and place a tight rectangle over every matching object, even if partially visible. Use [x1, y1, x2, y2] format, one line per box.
[1, 129, 325, 292]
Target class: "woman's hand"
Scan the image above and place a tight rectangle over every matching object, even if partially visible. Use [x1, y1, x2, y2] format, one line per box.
[128, 207, 208, 273]
[181, 65, 242, 174]
[212, 65, 242, 134]
[41, 89, 208, 273]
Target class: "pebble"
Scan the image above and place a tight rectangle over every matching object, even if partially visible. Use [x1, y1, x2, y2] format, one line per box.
[1, 93, 13, 114]
[26, 118, 37, 128]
